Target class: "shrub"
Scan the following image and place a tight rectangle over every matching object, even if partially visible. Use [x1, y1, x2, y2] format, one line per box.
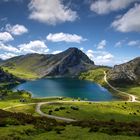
[71, 106, 79, 110]
[54, 108, 60, 111]
[59, 106, 65, 110]
[48, 110, 53, 115]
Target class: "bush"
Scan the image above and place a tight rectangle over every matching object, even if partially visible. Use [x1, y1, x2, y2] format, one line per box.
[71, 106, 79, 110]
[48, 110, 53, 115]
[54, 108, 60, 111]
[59, 106, 65, 110]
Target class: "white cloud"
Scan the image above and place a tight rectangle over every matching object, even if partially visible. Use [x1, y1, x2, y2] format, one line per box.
[86, 49, 94, 60]
[0, 40, 49, 59]
[46, 32, 86, 43]
[112, 4, 140, 32]
[128, 40, 140, 48]
[128, 40, 140, 46]
[0, 32, 14, 42]
[115, 39, 127, 47]
[97, 40, 107, 49]
[5, 24, 28, 35]
[80, 47, 84, 51]
[90, 0, 137, 15]
[28, 0, 78, 25]
[52, 50, 62, 54]
[0, 42, 19, 53]
[0, 52, 17, 60]
[86, 50, 114, 65]
[18, 40, 49, 54]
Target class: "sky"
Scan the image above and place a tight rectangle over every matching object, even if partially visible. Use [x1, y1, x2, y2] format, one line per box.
[0, 0, 140, 66]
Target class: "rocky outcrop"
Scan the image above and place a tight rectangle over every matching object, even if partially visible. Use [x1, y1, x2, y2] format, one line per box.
[45, 48, 95, 76]
[107, 57, 140, 86]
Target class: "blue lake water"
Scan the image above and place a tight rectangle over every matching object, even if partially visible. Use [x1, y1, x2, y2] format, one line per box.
[14, 78, 117, 101]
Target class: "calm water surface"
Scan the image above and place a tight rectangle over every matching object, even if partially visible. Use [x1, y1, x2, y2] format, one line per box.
[14, 78, 117, 101]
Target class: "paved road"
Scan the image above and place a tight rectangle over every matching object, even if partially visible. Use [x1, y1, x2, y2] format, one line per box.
[104, 71, 138, 102]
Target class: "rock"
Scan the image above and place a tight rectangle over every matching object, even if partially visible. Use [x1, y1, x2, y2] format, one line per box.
[107, 57, 140, 86]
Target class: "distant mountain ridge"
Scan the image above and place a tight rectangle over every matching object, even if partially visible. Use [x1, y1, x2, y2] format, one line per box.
[107, 57, 140, 86]
[1, 48, 95, 79]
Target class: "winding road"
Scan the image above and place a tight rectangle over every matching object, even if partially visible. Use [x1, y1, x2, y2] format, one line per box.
[104, 71, 137, 102]
[36, 101, 76, 122]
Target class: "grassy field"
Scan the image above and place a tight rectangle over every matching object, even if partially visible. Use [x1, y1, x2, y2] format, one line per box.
[0, 93, 140, 139]
[0, 125, 140, 140]
[41, 101, 140, 122]
[3, 67, 39, 80]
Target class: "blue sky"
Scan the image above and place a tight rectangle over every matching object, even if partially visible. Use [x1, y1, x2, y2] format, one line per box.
[0, 0, 140, 66]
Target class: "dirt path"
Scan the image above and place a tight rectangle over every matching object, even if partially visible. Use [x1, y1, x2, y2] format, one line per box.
[104, 71, 138, 102]
[3, 103, 36, 110]
[36, 101, 77, 122]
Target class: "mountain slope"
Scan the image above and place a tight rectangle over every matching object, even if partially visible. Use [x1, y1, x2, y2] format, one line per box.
[0, 59, 3, 64]
[1, 48, 95, 79]
[107, 57, 140, 86]
[0, 67, 24, 89]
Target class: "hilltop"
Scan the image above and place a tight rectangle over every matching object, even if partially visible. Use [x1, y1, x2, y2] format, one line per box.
[1, 48, 95, 79]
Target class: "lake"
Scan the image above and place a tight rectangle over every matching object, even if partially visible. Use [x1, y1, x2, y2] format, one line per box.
[14, 78, 117, 101]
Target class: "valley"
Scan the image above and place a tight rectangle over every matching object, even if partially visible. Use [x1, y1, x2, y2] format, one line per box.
[0, 48, 139, 140]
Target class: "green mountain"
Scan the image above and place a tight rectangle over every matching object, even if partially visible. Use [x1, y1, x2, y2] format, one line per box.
[0, 67, 24, 89]
[107, 57, 140, 86]
[1, 48, 95, 79]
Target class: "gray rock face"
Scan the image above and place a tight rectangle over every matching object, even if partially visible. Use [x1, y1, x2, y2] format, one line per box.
[107, 57, 140, 86]
[45, 47, 95, 76]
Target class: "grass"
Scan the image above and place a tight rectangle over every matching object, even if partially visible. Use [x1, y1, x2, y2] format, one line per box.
[118, 86, 140, 101]
[0, 125, 139, 140]
[79, 67, 110, 86]
[6, 104, 38, 115]
[0, 100, 24, 108]
[3, 67, 39, 80]
[0, 96, 72, 111]
[41, 101, 140, 122]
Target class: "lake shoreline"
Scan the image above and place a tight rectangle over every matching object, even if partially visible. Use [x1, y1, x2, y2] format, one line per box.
[14, 78, 118, 102]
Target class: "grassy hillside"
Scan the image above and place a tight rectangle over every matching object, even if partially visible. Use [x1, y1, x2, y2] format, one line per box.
[118, 86, 140, 101]
[3, 67, 38, 80]
[0, 106, 140, 140]
[79, 67, 110, 86]
[2, 55, 42, 79]
[1, 125, 140, 140]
